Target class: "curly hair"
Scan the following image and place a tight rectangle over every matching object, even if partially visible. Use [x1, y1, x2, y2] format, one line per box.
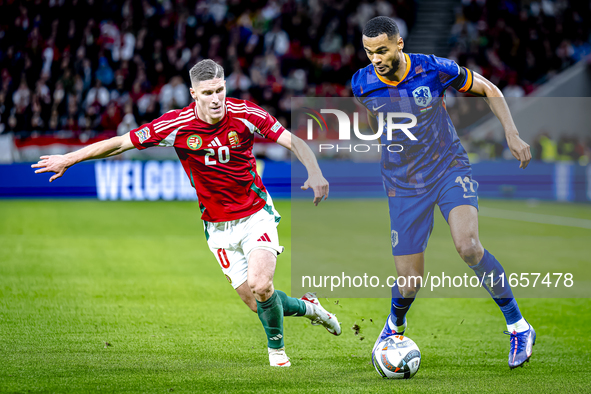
[362, 16, 400, 39]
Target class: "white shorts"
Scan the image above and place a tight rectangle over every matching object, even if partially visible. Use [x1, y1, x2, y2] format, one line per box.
[204, 196, 284, 289]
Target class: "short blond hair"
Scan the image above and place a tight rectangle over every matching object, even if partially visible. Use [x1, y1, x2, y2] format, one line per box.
[189, 59, 224, 85]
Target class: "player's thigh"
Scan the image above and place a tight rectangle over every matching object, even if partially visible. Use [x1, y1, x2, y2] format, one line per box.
[242, 207, 284, 282]
[388, 193, 436, 256]
[241, 201, 284, 258]
[437, 168, 483, 263]
[206, 223, 249, 290]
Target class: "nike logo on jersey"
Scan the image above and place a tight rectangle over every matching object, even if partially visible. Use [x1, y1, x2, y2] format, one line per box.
[207, 137, 222, 147]
[463, 194, 476, 198]
[372, 103, 386, 111]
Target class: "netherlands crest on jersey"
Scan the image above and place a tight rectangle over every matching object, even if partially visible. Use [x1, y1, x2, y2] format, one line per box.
[412, 86, 432, 107]
[135, 127, 150, 144]
[187, 134, 203, 150]
[228, 131, 240, 146]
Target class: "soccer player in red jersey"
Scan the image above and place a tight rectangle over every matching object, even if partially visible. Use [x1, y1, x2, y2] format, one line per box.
[32, 59, 341, 367]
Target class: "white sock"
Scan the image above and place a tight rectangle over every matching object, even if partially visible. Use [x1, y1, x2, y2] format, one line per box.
[387, 315, 406, 333]
[507, 318, 529, 333]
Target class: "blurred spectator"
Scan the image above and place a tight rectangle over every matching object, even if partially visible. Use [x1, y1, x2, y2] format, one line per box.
[100, 102, 122, 132]
[95, 57, 114, 87]
[539, 133, 558, 162]
[226, 64, 252, 95]
[0, 92, 7, 134]
[502, 74, 525, 98]
[117, 102, 138, 136]
[320, 20, 344, 54]
[264, 21, 289, 56]
[12, 79, 31, 109]
[159, 76, 189, 113]
[85, 80, 110, 109]
[99, 20, 120, 61]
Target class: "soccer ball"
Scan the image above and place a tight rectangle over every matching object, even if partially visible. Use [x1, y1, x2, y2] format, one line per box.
[372, 335, 421, 379]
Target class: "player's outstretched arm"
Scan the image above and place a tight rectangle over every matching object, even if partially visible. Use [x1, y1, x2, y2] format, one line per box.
[276, 131, 329, 206]
[31, 132, 135, 182]
[467, 72, 532, 169]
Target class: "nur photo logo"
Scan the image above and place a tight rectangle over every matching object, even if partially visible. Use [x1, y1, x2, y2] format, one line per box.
[303, 107, 418, 153]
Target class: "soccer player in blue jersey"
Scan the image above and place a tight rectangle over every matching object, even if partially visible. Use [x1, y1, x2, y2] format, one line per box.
[351, 16, 535, 369]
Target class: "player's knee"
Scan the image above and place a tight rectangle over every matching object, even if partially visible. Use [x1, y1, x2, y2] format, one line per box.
[455, 239, 483, 265]
[248, 278, 273, 299]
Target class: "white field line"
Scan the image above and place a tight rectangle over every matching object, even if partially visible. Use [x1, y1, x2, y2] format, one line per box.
[479, 207, 591, 230]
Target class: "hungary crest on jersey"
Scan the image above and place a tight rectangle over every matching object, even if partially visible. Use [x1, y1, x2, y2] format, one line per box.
[228, 131, 240, 146]
[187, 134, 203, 150]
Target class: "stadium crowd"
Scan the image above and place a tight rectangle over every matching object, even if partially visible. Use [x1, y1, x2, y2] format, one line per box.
[462, 131, 591, 165]
[449, 0, 591, 96]
[0, 0, 589, 163]
[0, 0, 416, 140]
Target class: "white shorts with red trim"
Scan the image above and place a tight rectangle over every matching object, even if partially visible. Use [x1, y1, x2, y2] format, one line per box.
[204, 196, 283, 289]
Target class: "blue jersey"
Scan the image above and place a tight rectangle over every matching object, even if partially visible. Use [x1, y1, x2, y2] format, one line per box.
[351, 53, 474, 196]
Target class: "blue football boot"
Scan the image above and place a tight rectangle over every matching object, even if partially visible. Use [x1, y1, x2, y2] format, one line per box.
[372, 314, 407, 354]
[505, 322, 536, 369]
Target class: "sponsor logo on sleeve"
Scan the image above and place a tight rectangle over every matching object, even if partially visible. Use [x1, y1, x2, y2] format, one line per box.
[135, 127, 151, 144]
[271, 121, 282, 133]
[187, 134, 203, 150]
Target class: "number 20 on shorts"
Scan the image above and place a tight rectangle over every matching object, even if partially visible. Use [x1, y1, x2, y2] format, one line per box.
[217, 248, 230, 268]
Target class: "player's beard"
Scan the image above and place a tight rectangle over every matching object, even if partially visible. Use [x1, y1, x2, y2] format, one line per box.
[381, 56, 401, 78]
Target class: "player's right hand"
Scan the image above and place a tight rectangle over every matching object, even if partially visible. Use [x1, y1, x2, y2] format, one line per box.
[301, 174, 329, 206]
[507, 134, 531, 169]
[31, 155, 70, 182]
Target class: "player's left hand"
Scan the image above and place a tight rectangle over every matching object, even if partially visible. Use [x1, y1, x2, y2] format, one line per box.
[301, 174, 329, 206]
[507, 134, 531, 169]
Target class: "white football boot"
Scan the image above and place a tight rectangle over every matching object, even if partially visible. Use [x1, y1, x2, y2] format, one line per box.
[301, 292, 342, 336]
[268, 347, 291, 367]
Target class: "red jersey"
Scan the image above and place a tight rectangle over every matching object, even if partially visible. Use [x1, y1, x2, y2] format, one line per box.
[129, 98, 286, 222]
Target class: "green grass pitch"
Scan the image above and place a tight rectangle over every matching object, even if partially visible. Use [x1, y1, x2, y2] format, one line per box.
[1, 199, 590, 393]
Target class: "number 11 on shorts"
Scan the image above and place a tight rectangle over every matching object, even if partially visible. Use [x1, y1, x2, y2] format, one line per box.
[455, 176, 475, 192]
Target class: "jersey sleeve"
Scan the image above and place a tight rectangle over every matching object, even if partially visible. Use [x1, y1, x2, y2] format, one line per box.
[351, 69, 370, 109]
[432, 55, 473, 92]
[240, 101, 286, 142]
[128, 110, 184, 150]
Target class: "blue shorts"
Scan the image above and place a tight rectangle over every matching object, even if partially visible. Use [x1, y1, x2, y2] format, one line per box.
[388, 167, 479, 256]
